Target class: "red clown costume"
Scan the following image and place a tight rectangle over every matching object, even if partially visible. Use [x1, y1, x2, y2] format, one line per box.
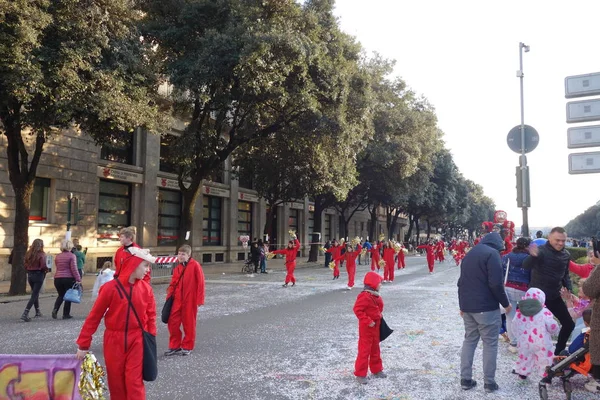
[333, 244, 362, 289]
[435, 241, 446, 263]
[272, 238, 301, 286]
[166, 256, 205, 352]
[382, 243, 396, 282]
[491, 210, 515, 256]
[326, 241, 344, 279]
[369, 242, 382, 271]
[417, 243, 436, 273]
[396, 244, 406, 270]
[353, 271, 385, 379]
[77, 247, 157, 400]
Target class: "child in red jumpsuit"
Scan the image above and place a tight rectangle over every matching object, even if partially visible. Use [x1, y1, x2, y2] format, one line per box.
[326, 239, 343, 279]
[396, 244, 406, 270]
[76, 247, 157, 400]
[333, 243, 362, 290]
[272, 238, 300, 287]
[381, 242, 396, 283]
[165, 245, 205, 356]
[417, 243, 436, 274]
[369, 242, 381, 272]
[354, 271, 385, 384]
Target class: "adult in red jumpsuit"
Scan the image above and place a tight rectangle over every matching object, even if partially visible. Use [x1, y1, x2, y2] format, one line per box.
[165, 245, 205, 356]
[417, 243, 436, 273]
[396, 244, 406, 270]
[381, 242, 396, 283]
[435, 241, 445, 263]
[272, 238, 300, 287]
[76, 247, 157, 400]
[326, 239, 343, 279]
[333, 243, 362, 289]
[369, 242, 381, 271]
[114, 226, 150, 283]
[354, 271, 385, 383]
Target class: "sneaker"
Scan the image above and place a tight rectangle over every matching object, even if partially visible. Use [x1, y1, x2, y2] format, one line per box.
[508, 344, 518, 354]
[62, 315, 73, 320]
[484, 382, 499, 393]
[282, 284, 288, 287]
[346, 286, 352, 290]
[164, 348, 181, 357]
[356, 376, 368, 385]
[460, 379, 477, 390]
[585, 379, 600, 393]
[373, 371, 387, 378]
[180, 349, 191, 356]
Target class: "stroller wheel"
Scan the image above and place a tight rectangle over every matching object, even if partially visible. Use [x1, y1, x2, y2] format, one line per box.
[538, 383, 548, 400]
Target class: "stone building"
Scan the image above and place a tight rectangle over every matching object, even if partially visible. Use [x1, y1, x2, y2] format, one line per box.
[0, 128, 407, 281]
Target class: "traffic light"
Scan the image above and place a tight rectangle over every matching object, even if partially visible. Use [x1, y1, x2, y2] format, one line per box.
[516, 166, 531, 207]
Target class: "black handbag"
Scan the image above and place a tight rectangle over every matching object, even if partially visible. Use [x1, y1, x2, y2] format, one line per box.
[379, 316, 394, 342]
[116, 280, 158, 382]
[161, 264, 187, 324]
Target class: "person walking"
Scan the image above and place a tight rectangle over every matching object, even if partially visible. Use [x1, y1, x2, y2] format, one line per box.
[381, 241, 396, 283]
[250, 241, 261, 273]
[502, 237, 531, 353]
[272, 237, 301, 287]
[417, 242, 436, 274]
[52, 239, 81, 320]
[76, 247, 157, 400]
[323, 240, 332, 268]
[73, 245, 86, 279]
[523, 227, 575, 355]
[165, 245, 205, 356]
[326, 239, 343, 279]
[458, 232, 511, 394]
[332, 242, 362, 290]
[20, 239, 48, 322]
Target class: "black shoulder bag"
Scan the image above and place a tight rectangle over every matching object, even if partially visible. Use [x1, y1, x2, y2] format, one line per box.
[371, 296, 393, 342]
[161, 264, 187, 324]
[115, 280, 158, 382]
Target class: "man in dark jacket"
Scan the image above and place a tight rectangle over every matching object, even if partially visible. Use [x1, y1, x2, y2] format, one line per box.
[458, 232, 511, 394]
[523, 226, 574, 355]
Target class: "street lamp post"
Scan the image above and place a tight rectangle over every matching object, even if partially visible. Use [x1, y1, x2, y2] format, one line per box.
[518, 42, 530, 238]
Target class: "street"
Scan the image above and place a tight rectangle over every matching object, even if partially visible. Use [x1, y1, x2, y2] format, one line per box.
[0, 256, 595, 400]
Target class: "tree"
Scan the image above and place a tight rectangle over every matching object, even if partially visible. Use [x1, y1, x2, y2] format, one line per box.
[0, 0, 162, 294]
[565, 201, 600, 238]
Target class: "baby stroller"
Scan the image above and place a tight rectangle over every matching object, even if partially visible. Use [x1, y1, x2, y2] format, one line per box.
[539, 334, 591, 400]
[241, 258, 255, 274]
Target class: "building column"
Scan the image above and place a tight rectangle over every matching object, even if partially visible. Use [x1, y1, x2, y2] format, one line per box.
[138, 129, 160, 248]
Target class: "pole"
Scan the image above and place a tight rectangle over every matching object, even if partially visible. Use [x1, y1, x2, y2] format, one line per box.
[66, 192, 73, 232]
[519, 42, 529, 238]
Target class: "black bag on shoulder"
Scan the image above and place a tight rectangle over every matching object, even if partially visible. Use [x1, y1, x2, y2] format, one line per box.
[379, 317, 394, 342]
[161, 263, 187, 324]
[116, 280, 158, 381]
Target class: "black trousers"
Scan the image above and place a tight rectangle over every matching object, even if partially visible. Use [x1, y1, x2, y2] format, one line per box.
[545, 295, 575, 355]
[54, 277, 76, 316]
[25, 271, 45, 311]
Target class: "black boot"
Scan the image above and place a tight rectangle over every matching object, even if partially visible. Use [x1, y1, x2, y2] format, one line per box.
[21, 309, 31, 322]
[35, 309, 43, 318]
[51, 309, 58, 319]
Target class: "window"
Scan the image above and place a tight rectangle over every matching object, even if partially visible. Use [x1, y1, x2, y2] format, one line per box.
[158, 189, 182, 246]
[160, 134, 178, 174]
[203, 196, 222, 245]
[30, 178, 50, 221]
[238, 201, 253, 242]
[288, 209, 299, 235]
[324, 214, 332, 241]
[100, 132, 134, 165]
[98, 179, 131, 241]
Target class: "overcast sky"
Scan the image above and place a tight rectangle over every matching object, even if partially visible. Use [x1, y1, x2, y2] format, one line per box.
[333, 0, 600, 232]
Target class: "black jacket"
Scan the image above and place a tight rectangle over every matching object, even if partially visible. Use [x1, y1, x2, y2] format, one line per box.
[523, 242, 572, 300]
[458, 232, 509, 313]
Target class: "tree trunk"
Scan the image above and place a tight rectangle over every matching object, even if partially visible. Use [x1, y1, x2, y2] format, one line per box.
[390, 209, 401, 241]
[264, 204, 277, 245]
[10, 185, 34, 295]
[405, 214, 414, 243]
[426, 219, 431, 240]
[415, 217, 421, 245]
[368, 205, 377, 242]
[176, 180, 201, 249]
[339, 214, 348, 240]
[307, 200, 326, 262]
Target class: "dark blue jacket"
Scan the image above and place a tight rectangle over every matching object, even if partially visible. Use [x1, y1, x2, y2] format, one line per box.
[458, 232, 510, 313]
[502, 252, 531, 286]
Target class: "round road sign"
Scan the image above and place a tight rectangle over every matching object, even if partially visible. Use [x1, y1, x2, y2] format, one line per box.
[507, 125, 539, 154]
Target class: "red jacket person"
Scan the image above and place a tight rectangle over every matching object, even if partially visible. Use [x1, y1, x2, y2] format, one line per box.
[272, 238, 300, 287]
[76, 247, 157, 400]
[333, 244, 362, 290]
[165, 245, 205, 356]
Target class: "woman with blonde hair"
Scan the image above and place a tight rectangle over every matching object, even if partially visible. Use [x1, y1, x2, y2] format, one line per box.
[52, 239, 81, 319]
[21, 239, 48, 322]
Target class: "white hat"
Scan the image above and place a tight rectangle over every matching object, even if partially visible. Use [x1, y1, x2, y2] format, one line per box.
[128, 247, 157, 264]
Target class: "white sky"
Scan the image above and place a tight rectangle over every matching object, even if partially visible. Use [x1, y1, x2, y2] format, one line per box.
[333, 0, 600, 230]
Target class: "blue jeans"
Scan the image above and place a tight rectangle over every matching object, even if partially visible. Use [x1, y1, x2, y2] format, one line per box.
[260, 258, 266, 273]
[505, 287, 526, 346]
[461, 309, 501, 384]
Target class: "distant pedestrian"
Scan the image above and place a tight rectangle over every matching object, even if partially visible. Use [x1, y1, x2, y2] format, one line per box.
[324, 240, 332, 269]
[52, 239, 81, 320]
[250, 241, 261, 273]
[354, 271, 386, 384]
[532, 230, 547, 247]
[73, 245, 86, 279]
[259, 240, 268, 274]
[20, 239, 48, 322]
[523, 227, 575, 355]
[92, 261, 115, 301]
[272, 237, 300, 287]
[326, 239, 343, 280]
[458, 232, 511, 394]
[165, 245, 205, 356]
[396, 243, 406, 270]
[381, 241, 395, 283]
[417, 242, 435, 274]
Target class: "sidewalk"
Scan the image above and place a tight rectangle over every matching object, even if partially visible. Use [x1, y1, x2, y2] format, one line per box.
[0, 257, 327, 302]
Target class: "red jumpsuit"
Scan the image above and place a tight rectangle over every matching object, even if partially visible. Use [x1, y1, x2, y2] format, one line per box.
[435, 242, 445, 262]
[77, 257, 156, 400]
[333, 245, 362, 288]
[354, 272, 384, 378]
[417, 245, 435, 273]
[114, 243, 151, 283]
[501, 237, 514, 256]
[167, 258, 205, 351]
[396, 246, 405, 269]
[369, 243, 381, 271]
[382, 247, 396, 282]
[326, 244, 343, 278]
[272, 239, 300, 285]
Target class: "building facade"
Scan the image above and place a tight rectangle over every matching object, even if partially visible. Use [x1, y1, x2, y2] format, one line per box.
[0, 128, 407, 281]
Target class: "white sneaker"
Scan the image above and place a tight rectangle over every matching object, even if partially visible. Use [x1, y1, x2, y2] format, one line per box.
[508, 345, 518, 354]
[346, 286, 352, 290]
[585, 379, 600, 393]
